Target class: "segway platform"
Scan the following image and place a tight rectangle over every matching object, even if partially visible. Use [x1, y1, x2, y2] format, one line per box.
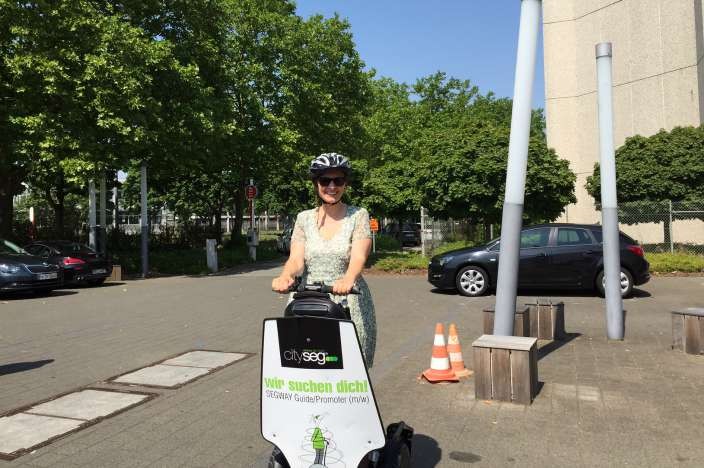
[261, 317, 386, 467]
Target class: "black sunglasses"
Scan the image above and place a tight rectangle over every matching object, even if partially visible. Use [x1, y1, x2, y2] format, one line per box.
[317, 176, 347, 187]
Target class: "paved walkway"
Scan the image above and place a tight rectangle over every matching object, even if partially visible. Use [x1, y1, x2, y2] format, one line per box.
[1, 269, 703, 467]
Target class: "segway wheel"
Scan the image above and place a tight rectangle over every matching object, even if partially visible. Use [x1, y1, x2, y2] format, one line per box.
[397, 443, 412, 468]
[267, 447, 290, 468]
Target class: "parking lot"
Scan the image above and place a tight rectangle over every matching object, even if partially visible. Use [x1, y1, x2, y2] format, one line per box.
[1, 266, 704, 467]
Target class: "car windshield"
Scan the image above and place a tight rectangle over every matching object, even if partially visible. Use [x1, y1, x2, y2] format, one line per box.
[55, 243, 96, 255]
[1, 239, 27, 255]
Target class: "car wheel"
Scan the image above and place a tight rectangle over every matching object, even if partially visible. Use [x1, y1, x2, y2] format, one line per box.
[87, 278, 107, 287]
[455, 266, 489, 297]
[596, 268, 634, 298]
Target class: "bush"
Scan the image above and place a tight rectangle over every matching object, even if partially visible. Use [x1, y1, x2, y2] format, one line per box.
[367, 252, 427, 272]
[111, 239, 282, 276]
[646, 253, 704, 273]
[432, 240, 476, 256]
[373, 233, 401, 252]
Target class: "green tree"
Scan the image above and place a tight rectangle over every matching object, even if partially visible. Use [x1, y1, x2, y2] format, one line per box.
[4, 1, 210, 236]
[0, 0, 29, 238]
[357, 73, 575, 223]
[586, 126, 704, 244]
[587, 126, 704, 203]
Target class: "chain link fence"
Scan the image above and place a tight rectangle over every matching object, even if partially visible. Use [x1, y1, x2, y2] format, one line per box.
[419, 207, 491, 256]
[617, 200, 704, 255]
[418, 200, 704, 257]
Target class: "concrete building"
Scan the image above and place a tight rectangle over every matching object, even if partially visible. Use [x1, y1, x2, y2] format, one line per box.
[542, 0, 704, 245]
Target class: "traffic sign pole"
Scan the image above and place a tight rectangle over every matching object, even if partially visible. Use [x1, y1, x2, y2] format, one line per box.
[246, 179, 258, 261]
[369, 218, 379, 254]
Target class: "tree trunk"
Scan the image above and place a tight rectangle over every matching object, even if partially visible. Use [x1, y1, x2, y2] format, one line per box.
[663, 217, 672, 251]
[483, 223, 492, 243]
[214, 212, 222, 244]
[233, 187, 244, 242]
[0, 178, 14, 239]
[48, 171, 66, 239]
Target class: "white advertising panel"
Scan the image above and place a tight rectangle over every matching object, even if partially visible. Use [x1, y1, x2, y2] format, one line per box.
[261, 317, 385, 467]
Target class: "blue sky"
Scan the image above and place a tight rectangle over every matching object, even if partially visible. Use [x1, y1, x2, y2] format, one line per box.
[294, 0, 545, 109]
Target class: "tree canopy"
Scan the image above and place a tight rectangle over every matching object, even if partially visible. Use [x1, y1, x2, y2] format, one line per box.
[355, 73, 575, 224]
[2, 2, 577, 243]
[587, 126, 704, 203]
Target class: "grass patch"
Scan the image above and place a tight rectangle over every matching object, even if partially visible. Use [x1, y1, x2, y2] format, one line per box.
[646, 252, 704, 273]
[373, 233, 401, 252]
[368, 240, 477, 273]
[111, 239, 282, 276]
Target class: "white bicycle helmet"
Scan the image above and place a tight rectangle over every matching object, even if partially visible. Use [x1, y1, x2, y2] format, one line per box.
[309, 153, 351, 179]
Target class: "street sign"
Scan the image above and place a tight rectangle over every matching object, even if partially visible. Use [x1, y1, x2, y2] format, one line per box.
[246, 185, 258, 200]
[369, 218, 379, 233]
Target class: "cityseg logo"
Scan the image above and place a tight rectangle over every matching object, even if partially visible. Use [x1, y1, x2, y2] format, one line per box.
[283, 349, 339, 367]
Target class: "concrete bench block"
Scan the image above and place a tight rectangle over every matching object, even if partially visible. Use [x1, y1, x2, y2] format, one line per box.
[472, 335, 538, 405]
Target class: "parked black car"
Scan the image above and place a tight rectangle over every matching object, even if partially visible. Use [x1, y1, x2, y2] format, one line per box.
[24, 241, 112, 286]
[399, 223, 421, 247]
[428, 224, 650, 298]
[0, 239, 63, 293]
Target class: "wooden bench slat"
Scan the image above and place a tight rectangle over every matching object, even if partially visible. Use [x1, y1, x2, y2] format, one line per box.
[491, 349, 511, 401]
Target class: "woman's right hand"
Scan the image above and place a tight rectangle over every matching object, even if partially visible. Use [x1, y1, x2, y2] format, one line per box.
[271, 275, 295, 293]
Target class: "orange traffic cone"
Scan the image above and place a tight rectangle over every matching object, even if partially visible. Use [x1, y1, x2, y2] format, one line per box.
[447, 323, 473, 378]
[422, 323, 458, 383]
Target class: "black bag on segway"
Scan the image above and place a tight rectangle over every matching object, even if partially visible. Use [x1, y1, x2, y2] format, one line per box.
[377, 421, 414, 468]
[284, 290, 351, 320]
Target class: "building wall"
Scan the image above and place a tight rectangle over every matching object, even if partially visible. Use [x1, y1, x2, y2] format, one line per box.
[542, 0, 702, 226]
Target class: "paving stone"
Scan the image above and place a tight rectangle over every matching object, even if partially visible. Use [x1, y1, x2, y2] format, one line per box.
[26, 390, 149, 421]
[161, 351, 247, 369]
[114, 364, 210, 388]
[0, 413, 82, 456]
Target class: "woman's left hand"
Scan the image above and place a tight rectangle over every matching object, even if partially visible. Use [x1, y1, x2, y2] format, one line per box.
[332, 276, 356, 295]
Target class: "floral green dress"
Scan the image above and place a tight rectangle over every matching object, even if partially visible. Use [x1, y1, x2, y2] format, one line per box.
[290, 205, 377, 367]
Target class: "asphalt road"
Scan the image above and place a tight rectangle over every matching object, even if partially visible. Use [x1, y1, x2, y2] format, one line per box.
[1, 266, 704, 467]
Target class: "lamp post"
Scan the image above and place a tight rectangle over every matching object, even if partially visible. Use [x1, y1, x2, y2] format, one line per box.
[596, 42, 624, 340]
[493, 0, 542, 336]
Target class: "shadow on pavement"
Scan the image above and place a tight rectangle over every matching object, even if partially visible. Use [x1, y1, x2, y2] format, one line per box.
[412, 434, 442, 467]
[429, 288, 458, 296]
[537, 333, 582, 360]
[187, 259, 286, 278]
[520, 288, 652, 299]
[0, 290, 79, 301]
[0, 359, 54, 376]
[429, 287, 651, 299]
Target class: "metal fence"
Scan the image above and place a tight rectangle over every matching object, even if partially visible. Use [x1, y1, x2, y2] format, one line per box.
[419, 200, 704, 257]
[617, 200, 704, 255]
[419, 207, 489, 256]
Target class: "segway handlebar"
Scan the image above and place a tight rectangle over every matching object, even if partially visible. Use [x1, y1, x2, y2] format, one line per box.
[280, 277, 360, 295]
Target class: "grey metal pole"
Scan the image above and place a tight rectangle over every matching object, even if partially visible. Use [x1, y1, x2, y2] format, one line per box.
[112, 178, 119, 229]
[99, 174, 107, 255]
[493, 0, 542, 336]
[140, 163, 149, 277]
[420, 207, 427, 257]
[596, 42, 624, 340]
[668, 200, 674, 253]
[88, 179, 97, 250]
